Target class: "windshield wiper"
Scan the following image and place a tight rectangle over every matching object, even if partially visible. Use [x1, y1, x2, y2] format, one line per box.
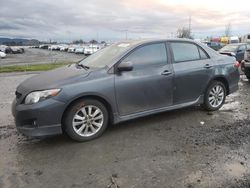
[76, 63, 90, 70]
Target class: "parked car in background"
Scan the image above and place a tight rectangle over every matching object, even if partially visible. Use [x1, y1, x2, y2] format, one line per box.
[0, 45, 12, 54]
[241, 49, 250, 79]
[0, 51, 6, 58]
[49, 45, 60, 51]
[59, 45, 69, 52]
[206, 42, 224, 51]
[11, 47, 24, 54]
[12, 39, 240, 142]
[75, 46, 85, 54]
[219, 43, 249, 62]
[84, 44, 100, 55]
[241, 34, 250, 43]
[39, 44, 49, 49]
[230, 36, 240, 44]
[68, 45, 77, 53]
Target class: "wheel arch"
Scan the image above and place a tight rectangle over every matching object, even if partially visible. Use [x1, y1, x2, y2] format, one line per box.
[209, 76, 230, 95]
[61, 94, 114, 128]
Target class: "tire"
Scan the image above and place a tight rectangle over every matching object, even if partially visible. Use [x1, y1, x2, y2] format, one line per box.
[246, 74, 250, 80]
[202, 81, 226, 111]
[63, 99, 109, 142]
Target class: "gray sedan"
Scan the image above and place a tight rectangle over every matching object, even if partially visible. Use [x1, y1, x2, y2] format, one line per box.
[12, 39, 240, 141]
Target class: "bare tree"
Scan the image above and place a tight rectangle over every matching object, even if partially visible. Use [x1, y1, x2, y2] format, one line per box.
[177, 27, 192, 39]
[225, 23, 232, 37]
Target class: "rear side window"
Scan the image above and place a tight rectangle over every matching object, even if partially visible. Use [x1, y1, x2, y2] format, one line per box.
[171, 42, 208, 63]
[122, 43, 167, 70]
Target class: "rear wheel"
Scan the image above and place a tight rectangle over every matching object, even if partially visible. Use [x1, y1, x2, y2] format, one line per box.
[203, 81, 226, 111]
[63, 99, 108, 142]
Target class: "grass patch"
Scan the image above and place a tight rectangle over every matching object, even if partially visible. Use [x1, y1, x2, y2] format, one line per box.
[0, 62, 72, 73]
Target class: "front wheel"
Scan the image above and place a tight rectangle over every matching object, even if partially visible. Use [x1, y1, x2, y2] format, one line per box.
[203, 81, 226, 111]
[63, 99, 109, 142]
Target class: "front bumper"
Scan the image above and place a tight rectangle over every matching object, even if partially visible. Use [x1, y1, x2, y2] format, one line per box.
[12, 98, 66, 137]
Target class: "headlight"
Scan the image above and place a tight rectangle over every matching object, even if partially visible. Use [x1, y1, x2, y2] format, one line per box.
[24, 89, 61, 104]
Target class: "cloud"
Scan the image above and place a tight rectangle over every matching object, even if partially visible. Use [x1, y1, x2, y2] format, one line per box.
[0, 0, 250, 41]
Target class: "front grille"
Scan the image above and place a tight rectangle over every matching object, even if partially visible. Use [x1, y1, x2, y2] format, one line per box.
[15, 91, 22, 99]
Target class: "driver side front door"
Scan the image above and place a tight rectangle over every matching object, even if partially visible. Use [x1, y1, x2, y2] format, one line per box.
[114, 42, 174, 116]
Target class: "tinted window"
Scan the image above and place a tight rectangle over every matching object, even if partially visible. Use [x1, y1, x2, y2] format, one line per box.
[171, 42, 200, 62]
[122, 43, 167, 70]
[239, 45, 246, 51]
[199, 48, 208, 59]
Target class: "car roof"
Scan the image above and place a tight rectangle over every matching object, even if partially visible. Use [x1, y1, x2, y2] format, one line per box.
[118, 38, 196, 46]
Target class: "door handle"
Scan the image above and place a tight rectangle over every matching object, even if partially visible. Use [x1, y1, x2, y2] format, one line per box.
[161, 70, 172, 76]
[204, 64, 213, 69]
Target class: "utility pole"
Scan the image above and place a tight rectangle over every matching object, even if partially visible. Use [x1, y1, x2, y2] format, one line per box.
[188, 15, 192, 35]
[125, 29, 128, 40]
[96, 31, 99, 42]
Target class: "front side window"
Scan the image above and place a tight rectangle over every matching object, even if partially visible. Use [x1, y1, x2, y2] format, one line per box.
[171, 42, 200, 63]
[122, 43, 167, 70]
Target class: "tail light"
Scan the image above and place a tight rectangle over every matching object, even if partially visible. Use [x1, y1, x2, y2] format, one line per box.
[234, 61, 240, 68]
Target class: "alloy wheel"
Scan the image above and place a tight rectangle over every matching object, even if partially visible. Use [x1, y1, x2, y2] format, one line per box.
[72, 105, 104, 137]
[208, 85, 225, 108]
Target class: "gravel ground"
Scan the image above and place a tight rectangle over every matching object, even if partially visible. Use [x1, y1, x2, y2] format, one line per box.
[0, 73, 250, 188]
[0, 48, 85, 66]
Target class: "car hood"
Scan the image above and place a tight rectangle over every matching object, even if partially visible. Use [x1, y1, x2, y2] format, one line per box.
[17, 65, 91, 94]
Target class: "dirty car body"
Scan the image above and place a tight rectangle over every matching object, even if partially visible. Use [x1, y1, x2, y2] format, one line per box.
[12, 39, 240, 141]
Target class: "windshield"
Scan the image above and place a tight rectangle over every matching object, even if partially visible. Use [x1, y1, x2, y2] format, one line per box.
[79, 43, 132, 68]
[220, 45, 238, 52]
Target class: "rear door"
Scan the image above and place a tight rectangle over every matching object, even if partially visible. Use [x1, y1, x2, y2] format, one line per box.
[114, 42, 174, 116]
[168, 41, 214, 105]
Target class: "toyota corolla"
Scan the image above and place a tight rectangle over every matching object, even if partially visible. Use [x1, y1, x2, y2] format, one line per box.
[12, 39, 240, 141]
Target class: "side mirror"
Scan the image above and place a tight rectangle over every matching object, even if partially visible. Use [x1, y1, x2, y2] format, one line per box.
[117, 61, 133, 72]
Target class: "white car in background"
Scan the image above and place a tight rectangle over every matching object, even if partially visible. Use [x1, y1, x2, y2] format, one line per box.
[0, 51, 7, 58]
[84, 45, 101, 55]
[68, 45, 77, 53]
[59, 45, 69, 52]
[75, 46, 85, 54]
[49, 45, 60, 51]
[0, 45, 7, 53]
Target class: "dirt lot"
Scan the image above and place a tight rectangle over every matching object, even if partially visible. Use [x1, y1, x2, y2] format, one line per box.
[0, 48, 85, 66]
[0, 73, 250, 188]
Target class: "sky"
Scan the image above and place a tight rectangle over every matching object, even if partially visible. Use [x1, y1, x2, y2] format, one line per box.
[0, 0, 250, 42]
